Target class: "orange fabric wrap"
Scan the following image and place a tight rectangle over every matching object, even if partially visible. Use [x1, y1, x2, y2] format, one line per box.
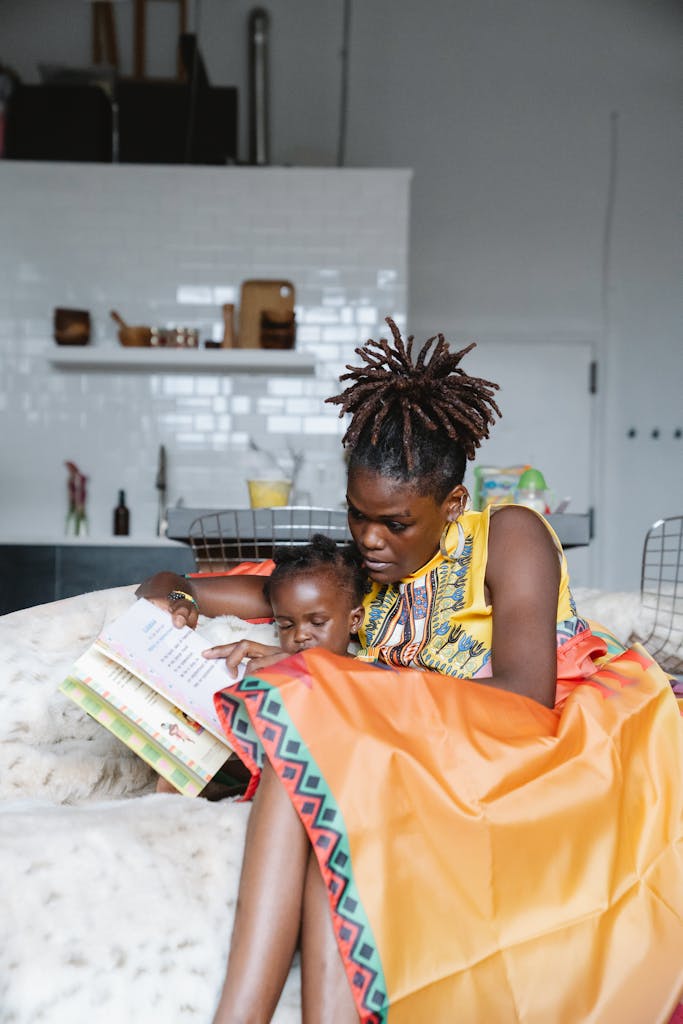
[216, 644, 683, 1022]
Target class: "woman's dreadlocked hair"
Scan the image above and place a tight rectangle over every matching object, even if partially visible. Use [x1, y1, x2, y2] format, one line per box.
[326, 317, 502, 500]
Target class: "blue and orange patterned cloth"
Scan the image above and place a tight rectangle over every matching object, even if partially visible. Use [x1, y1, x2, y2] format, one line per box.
[214, 508, 683, 1022]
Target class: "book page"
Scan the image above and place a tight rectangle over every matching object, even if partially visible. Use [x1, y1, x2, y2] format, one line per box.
[66, 645, 232, 782]
[96, 599, 243, 741]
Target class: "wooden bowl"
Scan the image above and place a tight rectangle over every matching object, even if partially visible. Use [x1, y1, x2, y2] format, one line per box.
[54, 308, 91, 346]
[118, 325, 152, 347]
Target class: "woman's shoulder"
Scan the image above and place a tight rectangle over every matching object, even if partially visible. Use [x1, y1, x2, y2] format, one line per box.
[488, 503, 560, 543]
[451, 505, 559, 572]
[486, 504, 563, 581]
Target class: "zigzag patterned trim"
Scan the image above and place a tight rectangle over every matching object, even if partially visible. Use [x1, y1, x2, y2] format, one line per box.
[233, 672, 389, 1023]
[215, 690, 263, 774]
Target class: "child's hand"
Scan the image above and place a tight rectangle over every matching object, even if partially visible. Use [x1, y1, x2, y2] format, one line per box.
[243, 651, 294, 673]
[202, 639, 284, 677]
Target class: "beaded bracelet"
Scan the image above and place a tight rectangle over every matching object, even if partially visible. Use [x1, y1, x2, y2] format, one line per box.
[167, 589, 199, 610]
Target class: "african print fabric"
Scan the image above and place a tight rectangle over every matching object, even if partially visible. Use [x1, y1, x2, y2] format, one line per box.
[215, 644, 683, 1022]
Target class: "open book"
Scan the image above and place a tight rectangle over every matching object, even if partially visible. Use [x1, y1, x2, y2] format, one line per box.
[60, 598, 243, 797]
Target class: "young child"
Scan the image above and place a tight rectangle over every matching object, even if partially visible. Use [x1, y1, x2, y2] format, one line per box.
[158, 534, 365, 798]
[203, 532, 366, 674]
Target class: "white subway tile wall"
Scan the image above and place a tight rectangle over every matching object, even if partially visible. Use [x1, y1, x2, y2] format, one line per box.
[0, 164, 410, 539]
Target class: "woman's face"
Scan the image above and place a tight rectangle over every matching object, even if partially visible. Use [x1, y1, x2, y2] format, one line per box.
[346, 467, 467, 584]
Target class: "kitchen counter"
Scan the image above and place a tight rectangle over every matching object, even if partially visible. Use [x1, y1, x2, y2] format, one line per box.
[1, 512, 592, 617]
[166, 507, 592, 550]
[0, 539, 195, 616]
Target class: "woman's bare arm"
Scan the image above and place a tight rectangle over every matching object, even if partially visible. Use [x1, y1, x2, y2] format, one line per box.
[482, 506, 561, 707]
[135, 571, 273, 627]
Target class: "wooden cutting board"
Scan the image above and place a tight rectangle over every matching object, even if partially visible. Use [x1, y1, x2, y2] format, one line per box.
[238, 279, 295, 349]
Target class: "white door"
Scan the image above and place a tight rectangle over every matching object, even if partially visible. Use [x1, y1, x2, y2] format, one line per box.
[464, 339, 596, 586]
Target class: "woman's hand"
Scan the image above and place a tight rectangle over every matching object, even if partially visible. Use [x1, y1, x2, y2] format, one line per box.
[136, 570, 274, 624]
[203, 638, 290, 677]
[135, 572, 199, 628]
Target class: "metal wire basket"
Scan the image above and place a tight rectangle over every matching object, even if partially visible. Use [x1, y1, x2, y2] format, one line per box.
[632, 515, 683, 675]
[188, 506, 352, 572]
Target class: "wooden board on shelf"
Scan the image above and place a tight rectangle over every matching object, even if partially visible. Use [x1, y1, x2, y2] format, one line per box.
[238, 280, 295, 349]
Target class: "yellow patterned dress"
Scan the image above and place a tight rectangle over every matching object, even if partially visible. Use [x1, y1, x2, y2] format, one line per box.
[215, 508, 683, 1024]
[358, 506, 580, 678]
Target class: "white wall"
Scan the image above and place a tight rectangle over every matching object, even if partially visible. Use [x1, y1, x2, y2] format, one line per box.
[343, 0, 682, 590]
[0, 164, 410, 538]
[1, 0, 681, 587]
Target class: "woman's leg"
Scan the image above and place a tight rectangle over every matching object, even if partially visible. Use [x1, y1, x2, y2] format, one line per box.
[212, 761, 310, 1024]
[300, 852, 360, 1024]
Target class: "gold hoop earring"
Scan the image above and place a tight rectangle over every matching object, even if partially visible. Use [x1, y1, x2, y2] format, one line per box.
[439, 519, 465, 562]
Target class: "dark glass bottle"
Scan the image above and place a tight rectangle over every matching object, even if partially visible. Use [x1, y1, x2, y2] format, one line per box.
[113, 489, 130, 536]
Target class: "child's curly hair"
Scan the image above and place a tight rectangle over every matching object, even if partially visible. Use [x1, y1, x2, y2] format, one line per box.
[326, 316, 501, 499]
[263, 534, 366, 606]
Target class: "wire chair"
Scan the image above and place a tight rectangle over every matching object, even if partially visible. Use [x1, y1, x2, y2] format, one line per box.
[188, 506, 352, 572]
[630, 515, 683, 675]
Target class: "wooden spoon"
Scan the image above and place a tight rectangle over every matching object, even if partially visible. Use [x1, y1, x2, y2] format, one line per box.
[110, 310, 129, 329]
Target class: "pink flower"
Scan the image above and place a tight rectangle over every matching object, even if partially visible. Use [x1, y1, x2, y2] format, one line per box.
[65, 461, 88, 514]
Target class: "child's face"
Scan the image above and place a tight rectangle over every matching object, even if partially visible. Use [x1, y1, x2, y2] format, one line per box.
[269, 571, 364, 657]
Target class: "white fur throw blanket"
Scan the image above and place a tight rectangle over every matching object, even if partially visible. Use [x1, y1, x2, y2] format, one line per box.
[0, 585, 654, 1023]
[0, 587, 301, 1024]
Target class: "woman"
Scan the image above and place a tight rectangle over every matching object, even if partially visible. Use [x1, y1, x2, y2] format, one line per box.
[138, 319, 682, 1023]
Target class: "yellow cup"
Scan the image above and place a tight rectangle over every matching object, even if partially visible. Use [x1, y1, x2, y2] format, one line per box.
[247, 479, 292, 508]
